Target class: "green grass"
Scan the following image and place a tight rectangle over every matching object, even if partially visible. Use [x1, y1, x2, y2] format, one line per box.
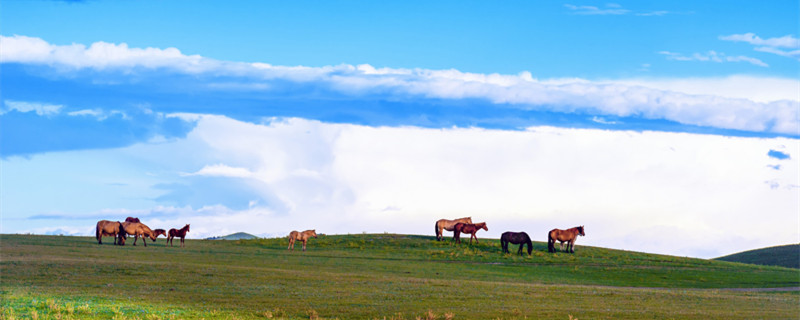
[2, 233, 799, 319]
[715, 244, 800, 269]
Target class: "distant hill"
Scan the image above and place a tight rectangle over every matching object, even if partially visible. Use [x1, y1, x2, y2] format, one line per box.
[206, 232, 259, 240]
[715, 244, 800, 269]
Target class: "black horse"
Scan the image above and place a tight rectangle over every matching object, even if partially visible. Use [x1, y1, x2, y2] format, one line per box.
[500, 231, 532, 255]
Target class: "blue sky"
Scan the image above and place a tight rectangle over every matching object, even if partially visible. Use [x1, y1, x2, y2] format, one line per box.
[1, 1, 798, 258]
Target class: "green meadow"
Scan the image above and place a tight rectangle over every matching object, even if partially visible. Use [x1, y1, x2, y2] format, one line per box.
[1, 234, 798, 319]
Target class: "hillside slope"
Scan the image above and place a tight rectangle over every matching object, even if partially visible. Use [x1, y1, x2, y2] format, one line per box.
[715, 244, 800, 269]
[1, 233, 798, 319]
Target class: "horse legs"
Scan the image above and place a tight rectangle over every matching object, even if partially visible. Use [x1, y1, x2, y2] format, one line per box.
[180, 237, 184, 247]
[517, 243, 524, 255]
[302, 239, 307, 251]
[288, 238, 295, 250]
[568, 240, 575, 253]
[453, 231, 460, 244]
[470, 233, 477, 245]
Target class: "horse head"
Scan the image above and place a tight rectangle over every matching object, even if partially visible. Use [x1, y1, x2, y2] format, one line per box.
[479, 222, 488, 231]
[577, 225, 585, 236]
[311, 230, 318, 238]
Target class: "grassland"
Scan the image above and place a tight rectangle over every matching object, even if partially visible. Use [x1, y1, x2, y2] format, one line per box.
[715, 244, 800, 269]
[2, 233, 798, 319]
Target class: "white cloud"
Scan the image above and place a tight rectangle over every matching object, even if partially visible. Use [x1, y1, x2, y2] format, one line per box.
[720, 33, 800, 49]
[564, 4, 630, 15]
[659, 50, 768, 67]
[182, 164, 256, 179]
[720, 33, 800, 61]
[2, 100, 63, 115]
[608, 75, 800, 103]
[2, 35, 798, 135]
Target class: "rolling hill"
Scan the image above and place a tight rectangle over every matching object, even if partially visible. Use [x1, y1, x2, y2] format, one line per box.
[1, 233, 798, 319]
[206, 232, 259, 240]
[715, 243, 800, 269]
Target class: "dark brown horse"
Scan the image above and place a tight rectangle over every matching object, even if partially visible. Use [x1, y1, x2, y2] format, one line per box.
[125, 217, 141, 223]
[288, 230, 318, 251]
[548, 226, 585, 253]
[501, 231, 532, 255]
[453, 222, 488, 244]
[434, 217, 473, 241]
[95, 220, 125, 245]
[167, 224, 190, 247]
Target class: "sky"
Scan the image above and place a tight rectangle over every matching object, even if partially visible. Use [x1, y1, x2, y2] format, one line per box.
[1, 0, 798, 259]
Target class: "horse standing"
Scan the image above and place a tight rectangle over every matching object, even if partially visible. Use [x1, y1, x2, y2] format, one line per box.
[167, 224, 190, 247]
[288, 230, 317, 251]
[500, 231, 532, 255]
[434, 217, 473, 241]
[452, 222, 488, 244]
[95, 220, 125, 245]
[120, 221, 158, 247]
[547, 226, 585, 253]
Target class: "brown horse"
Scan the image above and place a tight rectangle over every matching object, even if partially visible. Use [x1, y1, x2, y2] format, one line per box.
[95, 220, 125, 245]
[453, 222, 488, 244]
[434, 217, 473, 241]
[120, 221, 158, 247]
[153, 229, 167, 239]
[548, 226, 585, 253]
[125, 217, 141, 223]
[167, 224, 190, 247]
[288, 230, 317, 251]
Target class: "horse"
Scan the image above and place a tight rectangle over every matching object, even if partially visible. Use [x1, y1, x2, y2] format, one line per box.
[288, 229, 317, 251]
[95, 220, 125, 245]
[167, 224, 190, 247]
[500, 231, 532, 255]
[125, 217, 141, 223]
[120, 221, 158, 246]
[153, 229, 167, 239]
[434, 217, 473, 241]
[452, 222, 488, 244]
[548, 226, 585, 253]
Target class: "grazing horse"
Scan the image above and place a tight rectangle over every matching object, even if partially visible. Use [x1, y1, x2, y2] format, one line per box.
[288, 230, 317, 251]
[95, 220, 125, 245]
[167, 224, 190, 247]
[434, 217, 473, 241]
[125, 217, 141, 223]
[153, 229, 167, 239]
[548, 226, 585, 253]
[453, 222, 488, 244]
[501, 231, 532, 255]
[120, 221, 158, 247]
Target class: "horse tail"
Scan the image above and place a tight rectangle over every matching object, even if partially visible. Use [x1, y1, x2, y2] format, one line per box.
[526, 238, 533, 255]
[547, 230, 555, 253]
[434, 221, 440, 240]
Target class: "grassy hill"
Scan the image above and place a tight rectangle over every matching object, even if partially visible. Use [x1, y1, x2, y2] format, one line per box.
[715, 244, 800, 269]
[206, 232, 259, 240]
[1, 233, 798, 319]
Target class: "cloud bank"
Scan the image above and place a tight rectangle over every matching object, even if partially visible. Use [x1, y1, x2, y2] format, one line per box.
[4, 115, 797, 258]
[2, 35, 798, 136]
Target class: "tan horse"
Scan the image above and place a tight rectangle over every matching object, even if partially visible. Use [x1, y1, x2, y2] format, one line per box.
[120, 221, 157, 247]
[548, 226, 585, 253]
[95, 220, 125, 245]
[453, 222, 488, 244]
[434, 217, 473, 241]
[288, 230, 317, 251]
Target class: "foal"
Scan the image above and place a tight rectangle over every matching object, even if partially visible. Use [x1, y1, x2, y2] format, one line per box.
[167, 224, 190, 247]
[452, 222, 488, 244]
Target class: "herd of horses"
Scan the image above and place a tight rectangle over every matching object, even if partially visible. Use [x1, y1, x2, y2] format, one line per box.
[95, 216, 584, 255]
[436, 217, 585, 255]
[95, 217, 190, 247]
